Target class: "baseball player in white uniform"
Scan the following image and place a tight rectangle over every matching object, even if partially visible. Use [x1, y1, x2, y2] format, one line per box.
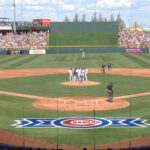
[84, 68, 88, 81]
[68, 68, 73, 82]
[77, 67, 82, 82]
[81, 68, 85, 82]
[82, 51, 85, 58]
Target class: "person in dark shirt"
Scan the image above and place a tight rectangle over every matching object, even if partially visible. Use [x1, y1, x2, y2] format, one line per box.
[106, 82, 113, 102]
[102, 64, 105, 74]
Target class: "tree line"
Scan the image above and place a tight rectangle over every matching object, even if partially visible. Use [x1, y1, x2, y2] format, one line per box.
[64, 12, 125, 31]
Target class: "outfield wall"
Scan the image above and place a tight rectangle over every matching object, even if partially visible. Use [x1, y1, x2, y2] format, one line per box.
[0, 48, 149, 55]
[50, 22, 118, 33]
[46, 47, 125, 53]
[46, 47, 149, 53]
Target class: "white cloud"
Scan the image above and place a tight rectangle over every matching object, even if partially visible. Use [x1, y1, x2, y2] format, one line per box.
[26, 5, 44, 10]
[96, 0, 133, 8]
[24, 0, 49, 5]
[60, 4, 75, 11]
[77, 7, 87, 13]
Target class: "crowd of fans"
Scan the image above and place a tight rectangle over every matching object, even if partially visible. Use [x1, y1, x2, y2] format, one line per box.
[1, 28, 150, 49]
[118, 29, 150, 48]
[0, 22, 11, 26]
[0, 31, 48, 49]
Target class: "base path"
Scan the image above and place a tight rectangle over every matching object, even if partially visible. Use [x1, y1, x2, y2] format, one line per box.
[0, 68, 150, 79]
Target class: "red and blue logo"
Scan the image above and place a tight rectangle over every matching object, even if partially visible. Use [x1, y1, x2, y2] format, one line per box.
[12, 117, 150, 129]
[53, 117, 111, 129]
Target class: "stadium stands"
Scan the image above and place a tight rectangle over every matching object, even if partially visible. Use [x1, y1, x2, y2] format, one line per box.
[0, 31, 48, 49]
[119, 29, 150, 48]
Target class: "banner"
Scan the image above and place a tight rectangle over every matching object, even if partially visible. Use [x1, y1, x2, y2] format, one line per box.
[126, 48, 143, 53]
[0, 26, 12, 30]
[30, 49, 46, 55]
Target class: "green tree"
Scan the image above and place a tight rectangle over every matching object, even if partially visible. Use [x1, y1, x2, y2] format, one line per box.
[73, 13, 79, 22]
[116, 13, 125, 31]
[133, 21, 138, 30]
[110, 14, 115, 22]
[81, 14, 86, 22]
[104, 18, 107, 22]
[98, 14, 103, 22]
[64, 16, 70, 22]
[91, 12, 97, 22]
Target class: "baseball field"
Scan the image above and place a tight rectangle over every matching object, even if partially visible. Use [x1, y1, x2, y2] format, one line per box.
[0, 53, 150, 150]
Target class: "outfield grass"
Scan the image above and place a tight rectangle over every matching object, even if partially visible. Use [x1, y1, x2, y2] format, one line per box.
[48, 32, 118, 46]
[0, 53, 150, 70]
[0, 53, 150, 147]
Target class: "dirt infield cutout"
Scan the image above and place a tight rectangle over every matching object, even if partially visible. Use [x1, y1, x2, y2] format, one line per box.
[0, 68, 150, 79]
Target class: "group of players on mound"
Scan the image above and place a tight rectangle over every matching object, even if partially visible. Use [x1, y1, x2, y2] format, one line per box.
[68, 67, 88, 82]
[68, 65, 113, 103]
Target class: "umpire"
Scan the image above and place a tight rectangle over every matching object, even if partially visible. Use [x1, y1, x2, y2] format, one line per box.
[106, 82, 114, 102]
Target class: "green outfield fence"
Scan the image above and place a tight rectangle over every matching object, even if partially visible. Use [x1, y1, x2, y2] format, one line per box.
[50, 22, 118, 33]
[0, 47, 149, 55]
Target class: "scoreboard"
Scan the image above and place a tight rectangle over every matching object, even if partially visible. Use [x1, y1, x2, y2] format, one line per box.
[33, 19, 50, 26]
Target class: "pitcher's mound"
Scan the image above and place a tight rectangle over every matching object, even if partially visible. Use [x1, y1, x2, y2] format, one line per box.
[61, 81, 101, 86]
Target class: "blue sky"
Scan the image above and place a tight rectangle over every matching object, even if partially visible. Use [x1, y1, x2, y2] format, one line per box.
[0, 0, 149, 27]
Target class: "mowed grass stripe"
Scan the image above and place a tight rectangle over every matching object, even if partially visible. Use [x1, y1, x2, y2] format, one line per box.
[0, 55, 23, 66]
[129, 53, 150, 65]
[136, 53, 150, 63]
[4, 55, 43, 69]
[121, 53, 150, 68]
[0, 53, 149, 69]
[0, 55, 12, 63]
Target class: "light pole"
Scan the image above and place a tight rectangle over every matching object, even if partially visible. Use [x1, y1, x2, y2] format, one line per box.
[13, 0, 16, 35]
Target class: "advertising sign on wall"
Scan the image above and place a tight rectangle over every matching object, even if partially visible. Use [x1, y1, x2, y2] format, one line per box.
[126, 48, 143, 53]
[30, 49, 46, 54]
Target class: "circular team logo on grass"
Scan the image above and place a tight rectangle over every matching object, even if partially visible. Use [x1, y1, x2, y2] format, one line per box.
[53, 117, 111, 129]
[63, 119, 101, 127]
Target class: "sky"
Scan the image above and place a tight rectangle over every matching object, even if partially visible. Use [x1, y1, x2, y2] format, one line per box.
[0, 0, 149, 27]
